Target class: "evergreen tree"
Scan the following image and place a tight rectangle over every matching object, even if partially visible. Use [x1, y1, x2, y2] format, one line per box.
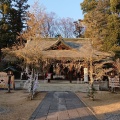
[0, 0, 12, 47]
[12, 0, 29, 33]
[0, 0, 29, 48]
[110, 0, 120, 14]
[81, 0, 120, 52]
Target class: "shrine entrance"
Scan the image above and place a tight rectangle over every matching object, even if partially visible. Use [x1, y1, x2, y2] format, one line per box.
[40, 38, 90, 83]
[21, 37, 110, 84]
[46, 60, 86, 82]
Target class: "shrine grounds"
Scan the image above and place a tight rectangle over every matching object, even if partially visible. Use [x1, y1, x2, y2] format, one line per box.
[0, 89, 120, 120]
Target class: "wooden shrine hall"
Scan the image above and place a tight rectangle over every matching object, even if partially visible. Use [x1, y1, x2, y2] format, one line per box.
[19, 37, 111, 82]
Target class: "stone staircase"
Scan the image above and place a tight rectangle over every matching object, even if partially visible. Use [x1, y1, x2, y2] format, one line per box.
[15, 80, 89, 92]
[38, 83, 89, 92]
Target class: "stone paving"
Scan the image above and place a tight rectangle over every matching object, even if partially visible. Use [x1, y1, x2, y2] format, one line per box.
[104, 113, 120, 120]
[29, 91, 98, 120]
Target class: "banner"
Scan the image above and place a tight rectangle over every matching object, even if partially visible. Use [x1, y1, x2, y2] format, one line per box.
[84, 68, 88, 82]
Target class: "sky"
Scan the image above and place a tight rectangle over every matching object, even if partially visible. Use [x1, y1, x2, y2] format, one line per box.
[27, 0, 84, 20]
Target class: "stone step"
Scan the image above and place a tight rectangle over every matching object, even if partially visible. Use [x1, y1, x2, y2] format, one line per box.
[37, 83, 88, 92]
[14, 80, 99, 92]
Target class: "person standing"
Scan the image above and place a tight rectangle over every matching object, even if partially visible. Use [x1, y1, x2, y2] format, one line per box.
[68, 63, 73, 83]
[7, 71, 13, 93]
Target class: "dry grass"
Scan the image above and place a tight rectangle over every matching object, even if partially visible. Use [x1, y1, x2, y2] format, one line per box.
[76, 90, 120, 120]
[0, 90, 46, 120]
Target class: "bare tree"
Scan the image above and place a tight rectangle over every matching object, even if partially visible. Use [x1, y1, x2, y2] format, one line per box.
[41, 12, 59, 38]
[73, 19, 84, 38]
[87, 39, 113, 100]
[2, 1, 45, 71]
[58, 18, 75, 38]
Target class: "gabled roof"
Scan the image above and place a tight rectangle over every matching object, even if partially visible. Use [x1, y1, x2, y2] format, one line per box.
[22, 37, 111, 60]
[25, 37, 91, 51]
[43, 38, 74, 50]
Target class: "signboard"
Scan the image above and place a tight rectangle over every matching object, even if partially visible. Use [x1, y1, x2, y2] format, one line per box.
[109, 76, 120, 88]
